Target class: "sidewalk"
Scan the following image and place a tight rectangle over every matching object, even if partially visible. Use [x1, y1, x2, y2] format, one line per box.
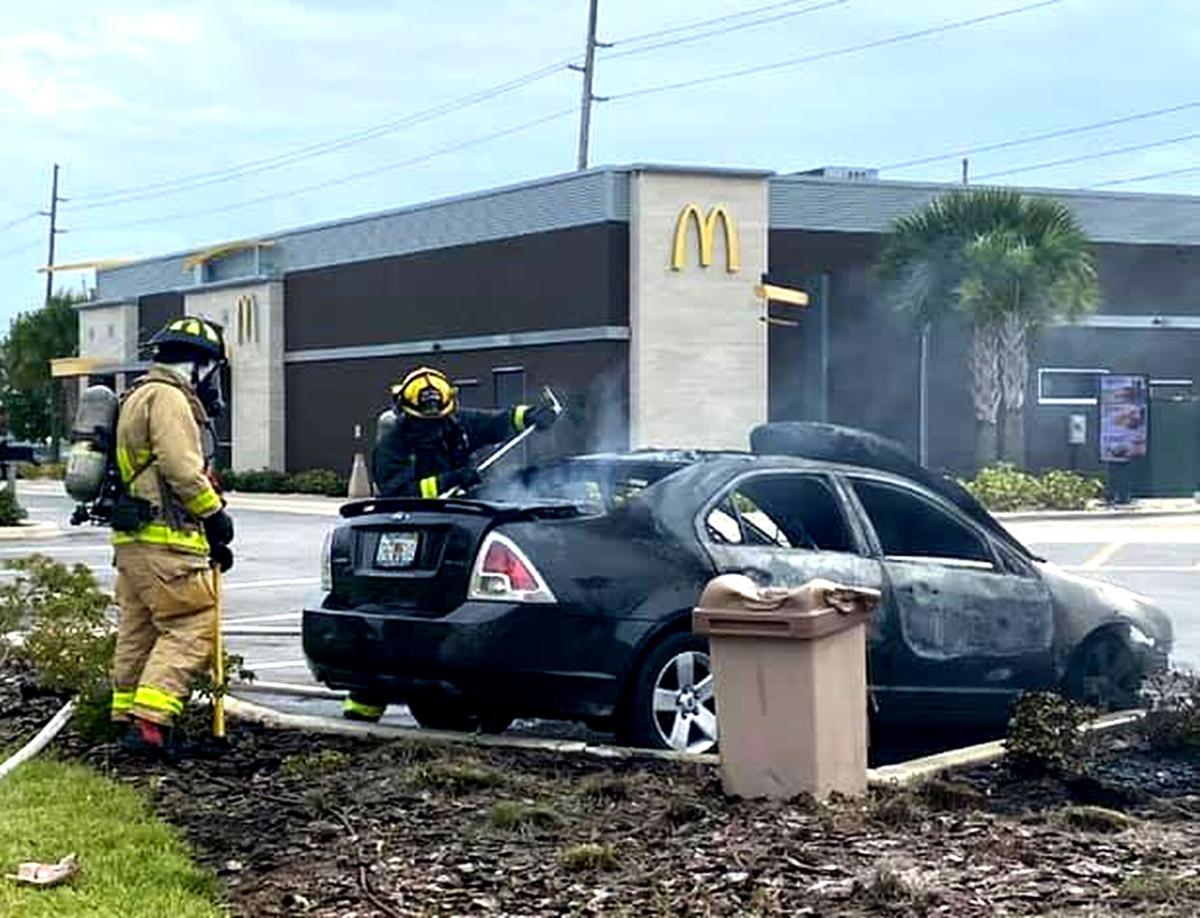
[993, 497, 1200, 523]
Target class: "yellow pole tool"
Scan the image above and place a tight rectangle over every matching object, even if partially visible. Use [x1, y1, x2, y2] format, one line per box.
[211, 565, 226, 739]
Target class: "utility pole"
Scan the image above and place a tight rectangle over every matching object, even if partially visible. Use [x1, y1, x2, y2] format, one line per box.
[961, 157, 969, 185]
[572, 0, 605, 170]
[41, 163, 65, 306]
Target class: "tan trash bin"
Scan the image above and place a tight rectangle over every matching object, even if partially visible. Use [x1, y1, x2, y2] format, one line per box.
[693, 574, 881, 800]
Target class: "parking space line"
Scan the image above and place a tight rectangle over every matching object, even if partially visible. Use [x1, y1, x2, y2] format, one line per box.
[224, 577, 319, 591]
[1067, 565, 1200, 573]
[1079, 542, 1125, 570]
[245, 659, 308, 672]
[223, 611, 302, 625]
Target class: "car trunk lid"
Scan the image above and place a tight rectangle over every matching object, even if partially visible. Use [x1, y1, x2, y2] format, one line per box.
[328, 497, 580, 614]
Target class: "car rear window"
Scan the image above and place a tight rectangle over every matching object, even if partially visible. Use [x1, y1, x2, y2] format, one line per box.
[477, 460, 683, 514]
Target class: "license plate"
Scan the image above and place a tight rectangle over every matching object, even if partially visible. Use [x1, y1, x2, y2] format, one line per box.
[375, 531, 419, 568]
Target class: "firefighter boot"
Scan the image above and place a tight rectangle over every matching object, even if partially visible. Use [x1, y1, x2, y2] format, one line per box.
[119, 716, 179, 764]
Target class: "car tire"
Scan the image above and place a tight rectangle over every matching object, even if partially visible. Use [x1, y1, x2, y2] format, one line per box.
[1063, 631, 1140, 710]
[618, 631, 718, 754]
[406, 696, 477, 732]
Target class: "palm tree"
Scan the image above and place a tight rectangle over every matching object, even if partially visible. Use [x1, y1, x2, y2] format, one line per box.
[877, 189, 1098, 468]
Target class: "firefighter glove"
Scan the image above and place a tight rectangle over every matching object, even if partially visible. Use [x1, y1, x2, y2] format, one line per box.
[210, 543, 234, 573]
[525, 403, 559, 431]
[203, 508, 235, 547]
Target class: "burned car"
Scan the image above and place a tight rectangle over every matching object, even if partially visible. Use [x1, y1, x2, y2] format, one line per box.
[302, 423, 1172, 753]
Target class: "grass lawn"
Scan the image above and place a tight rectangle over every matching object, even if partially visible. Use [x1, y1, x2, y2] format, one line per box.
[0, 758, 221, 918]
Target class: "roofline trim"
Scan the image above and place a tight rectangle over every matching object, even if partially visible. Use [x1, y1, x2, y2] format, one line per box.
[284, 325, 630, 365]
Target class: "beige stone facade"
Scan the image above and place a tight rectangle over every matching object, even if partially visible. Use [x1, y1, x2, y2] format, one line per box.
[184, 282, 286, 471]
[628, 168, 769, 451]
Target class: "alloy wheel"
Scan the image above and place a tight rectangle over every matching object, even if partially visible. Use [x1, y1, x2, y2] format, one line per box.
[651, 650, 717, 753]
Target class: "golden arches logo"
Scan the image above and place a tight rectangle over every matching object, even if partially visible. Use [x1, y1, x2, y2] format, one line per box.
[670, 204, 740, 273]
[236, 295, 258, 346]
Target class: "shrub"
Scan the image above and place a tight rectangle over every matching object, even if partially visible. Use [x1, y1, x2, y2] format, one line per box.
[0, 488, 27, 527]
[1138, 670, 1200, 752]
[218, 467, 347, 496]
[0, 555, 116, 739]
[1005, 691, 1095, 777]
[286, 468, 346, 497]
[1036, 469, 1105, 510]
[960, 464, 1103, 512]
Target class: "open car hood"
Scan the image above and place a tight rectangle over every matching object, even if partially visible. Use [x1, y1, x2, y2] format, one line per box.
[750, 422, 1034, 559]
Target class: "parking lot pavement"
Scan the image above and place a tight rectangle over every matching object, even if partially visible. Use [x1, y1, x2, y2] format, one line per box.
[1005, 515, 1200, 669]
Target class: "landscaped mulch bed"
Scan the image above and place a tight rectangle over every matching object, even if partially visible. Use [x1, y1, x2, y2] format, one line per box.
[5, 665, 1200, 916]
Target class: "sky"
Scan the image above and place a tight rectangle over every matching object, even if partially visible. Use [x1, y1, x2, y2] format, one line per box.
[0, 0, 1197, 328]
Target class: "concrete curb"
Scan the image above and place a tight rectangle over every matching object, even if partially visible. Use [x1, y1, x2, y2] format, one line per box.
[996, 506, 1200, 524]
[225, 693, 1144, 788]
[868, 709, 1145, 788]
[224, 695, 721, 765]
[223, 493, 342, 516]
[0, 521, 63, 541]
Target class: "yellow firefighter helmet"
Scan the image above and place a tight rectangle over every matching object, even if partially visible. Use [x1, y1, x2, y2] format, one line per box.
[391, 366, 456, 419]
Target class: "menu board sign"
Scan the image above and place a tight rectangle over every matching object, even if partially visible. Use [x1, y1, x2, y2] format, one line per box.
[1099, 375, 1148, 463]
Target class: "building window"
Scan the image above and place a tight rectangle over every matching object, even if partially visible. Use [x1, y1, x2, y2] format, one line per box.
[106, 324, 114, 339]
[493, 366, 525, 410]
[88, 327, 95, 343]
[1037, 368, 1108, 406]
[454, 378, 480, 409]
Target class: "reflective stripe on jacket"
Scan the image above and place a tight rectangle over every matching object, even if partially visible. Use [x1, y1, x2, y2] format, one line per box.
[111, 366, 221, 555]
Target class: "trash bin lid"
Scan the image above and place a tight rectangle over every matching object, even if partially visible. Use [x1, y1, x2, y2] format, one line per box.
[693, 574, 880, 641]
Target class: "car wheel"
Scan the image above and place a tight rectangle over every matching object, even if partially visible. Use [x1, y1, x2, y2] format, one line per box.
[1064, 632, 1140, 710]
[406, 696, 477, 732]
[619, 632, 717, 754]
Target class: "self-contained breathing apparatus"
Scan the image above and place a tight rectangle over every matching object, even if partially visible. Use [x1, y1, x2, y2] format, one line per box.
[65, 317, 227, 527]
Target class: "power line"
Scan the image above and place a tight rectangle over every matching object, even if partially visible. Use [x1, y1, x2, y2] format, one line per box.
[0, 212, 41, 233]
[70, 60, 572, 209]
[70, 107, 577, 235]
[973, 131, 1200, 180]
[607, 0, 1065, 102]
[0, 239, 43, 262]
[602, 0, 848, 61]
[1089, 164, 1200, 189]
[880, 100, 1200, 171]
[612, 0, 824, 45]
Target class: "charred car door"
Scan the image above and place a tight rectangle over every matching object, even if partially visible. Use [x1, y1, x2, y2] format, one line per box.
[844, 475, 1055, 724]
[698, 469, 886, 631]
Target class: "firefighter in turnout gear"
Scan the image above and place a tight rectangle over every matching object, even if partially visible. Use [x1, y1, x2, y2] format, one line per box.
[111, 316, 234, 759]
[343, 366, 558, 722]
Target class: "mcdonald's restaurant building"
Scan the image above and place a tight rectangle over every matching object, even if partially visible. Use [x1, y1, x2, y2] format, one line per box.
[69, 164, 1200, 487]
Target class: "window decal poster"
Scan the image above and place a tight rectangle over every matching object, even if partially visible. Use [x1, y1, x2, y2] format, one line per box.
[1099, 375, 1148, 462]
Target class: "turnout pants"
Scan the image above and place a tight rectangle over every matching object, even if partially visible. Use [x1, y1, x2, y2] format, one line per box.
[111, 543, 217, 725]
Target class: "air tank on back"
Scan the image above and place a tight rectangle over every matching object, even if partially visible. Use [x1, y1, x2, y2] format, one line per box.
[65, 384, 119, 504]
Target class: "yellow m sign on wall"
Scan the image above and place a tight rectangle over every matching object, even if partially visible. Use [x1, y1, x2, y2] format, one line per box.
[670, 204, 740, 273]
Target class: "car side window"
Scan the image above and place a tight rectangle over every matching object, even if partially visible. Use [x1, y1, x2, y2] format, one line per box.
[705, 474, 855, 553]
[851, 479, 994, 567]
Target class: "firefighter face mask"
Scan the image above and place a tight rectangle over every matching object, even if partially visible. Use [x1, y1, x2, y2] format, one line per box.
[195, 361, 226, 419]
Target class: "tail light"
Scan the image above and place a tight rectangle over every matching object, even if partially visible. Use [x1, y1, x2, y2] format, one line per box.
[468, 532, 556, 604]
[320, 528, 334, 591]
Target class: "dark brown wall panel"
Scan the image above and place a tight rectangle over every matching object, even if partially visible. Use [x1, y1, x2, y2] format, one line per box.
[284, 342, 629, 472]
[284, 223, 629, 351]
[137, 292, 184, 346]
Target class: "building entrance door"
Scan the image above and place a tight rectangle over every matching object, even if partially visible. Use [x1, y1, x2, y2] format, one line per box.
[1147, 395, 1200, 497]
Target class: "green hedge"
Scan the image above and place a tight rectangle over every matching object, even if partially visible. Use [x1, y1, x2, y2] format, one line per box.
[0, 487, 26, 526]
[219, 467, 348, 497]
[960, 463, 1104, 512]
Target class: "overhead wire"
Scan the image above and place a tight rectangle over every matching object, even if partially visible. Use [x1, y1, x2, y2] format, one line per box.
[0, 212, 42, 233]
[606, 0, 1065, 102]
[69, 107, 578, 235]
[610, 0, 830, 46]
[879, 100, 1200, 171]
[602, 0, 848, 61]
[69, 59, 573, 208]
[973, 131, 1200, 180]
[68, 1, 850, 208]
[1088, 164, 1200, 189]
